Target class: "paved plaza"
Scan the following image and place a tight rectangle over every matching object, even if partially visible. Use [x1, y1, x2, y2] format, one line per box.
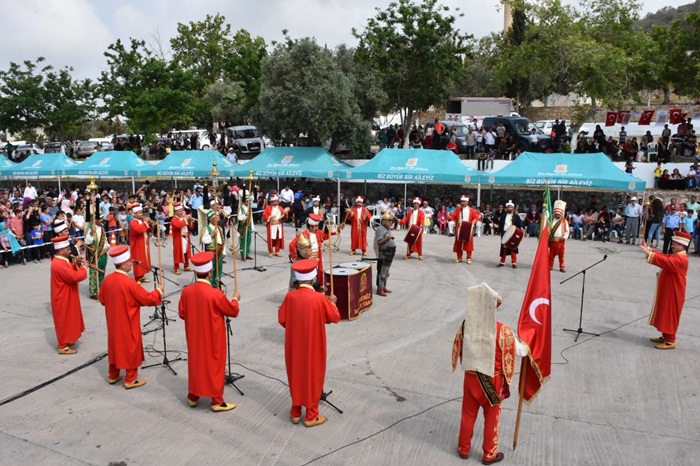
[1, 225, 699, 465]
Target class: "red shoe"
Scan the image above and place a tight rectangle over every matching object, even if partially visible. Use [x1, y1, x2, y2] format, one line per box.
[377, 289, 387, 297]
[383, 288, 392, 293]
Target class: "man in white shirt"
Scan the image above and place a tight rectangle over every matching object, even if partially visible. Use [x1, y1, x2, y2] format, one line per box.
[421, 200, 435, 234]
[279, 185, 294, 210]
[23, 182, 38, 202]
[623, 196, 643, 245]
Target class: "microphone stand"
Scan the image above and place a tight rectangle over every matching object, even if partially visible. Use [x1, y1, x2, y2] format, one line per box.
[561, 255, 607, 342]
[224, 316, 244, 395]
[239, 226, 267, 273]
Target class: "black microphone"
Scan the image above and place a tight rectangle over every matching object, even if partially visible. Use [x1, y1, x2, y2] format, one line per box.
[603, 254, 607, 260]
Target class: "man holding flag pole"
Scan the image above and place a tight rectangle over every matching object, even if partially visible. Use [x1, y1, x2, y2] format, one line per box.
[513, 185, 553, 449]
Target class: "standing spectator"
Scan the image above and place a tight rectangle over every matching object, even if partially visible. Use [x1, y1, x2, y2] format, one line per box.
[23, 182, 38, 206]
[646, 198, 665, 248]
[465, 127, 476, 159]
[623, 196, 643, 245]
[661, 205, 682, 254]
[525, 205, 541, 238]
[421, 199, 435, 235]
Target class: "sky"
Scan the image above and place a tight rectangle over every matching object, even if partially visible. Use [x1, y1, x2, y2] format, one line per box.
[0, 0, 693, 82]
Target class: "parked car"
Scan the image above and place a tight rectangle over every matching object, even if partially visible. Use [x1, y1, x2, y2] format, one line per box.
[74, 140, 100, 159]
[535, 119, 572, 136]
[226, 125, 265, 158]
[481, 116, 551, 152]
[44, 142, 70, 155]
[12, 143, 44, 161]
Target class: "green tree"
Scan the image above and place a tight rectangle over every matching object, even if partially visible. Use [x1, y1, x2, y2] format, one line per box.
[663, 11, 700, 98]
[253, 37, 375, 156]
[42, 68, 96, 140]
[0, 58, 51, 135]
[99, 38, 207, 142]
[207, 79, 245, 123]
[353, 0, 471, 141]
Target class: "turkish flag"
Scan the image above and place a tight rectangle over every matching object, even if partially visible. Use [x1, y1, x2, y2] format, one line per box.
[638, 110, 655, 126]
[517, 210, 552, 402]
[670, 108, 683, 125]
[616, 110, 631, 125]
[605, 111, 618, 127]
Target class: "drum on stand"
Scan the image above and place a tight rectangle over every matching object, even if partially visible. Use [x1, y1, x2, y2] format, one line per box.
[457, 221, 473, 242]
[501, 225, 524, 250]
[403, 223, 422, 248]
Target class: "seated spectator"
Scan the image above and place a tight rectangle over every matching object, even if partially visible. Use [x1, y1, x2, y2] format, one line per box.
[624, 157, 635, 174]
[611, 208, 625, 241]
[436, 205, 449, 235]
[581, 208, 598, 241]
[595, 207, 611, 242]
[525, 205, 541, 238]
[569, 209, 583, 239]
[670, 168, 683, 180]
[486, 148, 496, 170]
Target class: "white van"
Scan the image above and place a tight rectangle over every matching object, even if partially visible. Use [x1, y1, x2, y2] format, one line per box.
[226, 125, 265, 157]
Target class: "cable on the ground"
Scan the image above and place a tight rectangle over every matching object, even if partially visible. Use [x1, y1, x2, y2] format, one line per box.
[0, 352, 107, 407]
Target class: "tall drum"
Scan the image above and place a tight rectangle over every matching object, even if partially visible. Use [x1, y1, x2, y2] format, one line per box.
[501, 225, 524, 250]
[457, 221, 473, 242]
[325, 263, 373, 320]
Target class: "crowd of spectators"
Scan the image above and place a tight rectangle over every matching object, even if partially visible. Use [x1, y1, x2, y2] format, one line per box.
[575, 118, 698, 164]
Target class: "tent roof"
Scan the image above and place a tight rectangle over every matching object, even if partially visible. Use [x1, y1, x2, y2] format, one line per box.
[486, 152, 646, 191]
[1, 153, 79, 177]
[1, 154, 16, 170]
[63, 151, 151, 177]
[141, 150, 237, 178]
[241, 147, 353, 178]
[342, 148, 479, 184]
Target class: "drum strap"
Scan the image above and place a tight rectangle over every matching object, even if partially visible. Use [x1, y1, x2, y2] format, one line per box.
[548, 219, 562, 242]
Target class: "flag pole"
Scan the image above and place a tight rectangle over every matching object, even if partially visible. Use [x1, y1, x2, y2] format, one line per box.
[513, 357, 529, 450]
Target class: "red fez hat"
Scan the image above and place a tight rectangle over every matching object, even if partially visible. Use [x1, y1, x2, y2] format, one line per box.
[108, 245, 130, 264]
[292, 258, 317, 281]
[51, 235, 71, 250]
[191, 251, 214, 273]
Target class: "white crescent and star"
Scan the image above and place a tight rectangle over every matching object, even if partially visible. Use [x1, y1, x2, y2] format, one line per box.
[528, 297, 550, 325]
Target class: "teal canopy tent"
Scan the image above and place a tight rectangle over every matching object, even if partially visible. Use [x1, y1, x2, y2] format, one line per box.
[486, 152, 646, 191]
[1, 153, 79, 177]
[63, 151, 150, 177]
[0, 154, 16, 174]
[342, 148, 480, 184]
[239, 147, 353, 179]
[141, 150, 238, 178]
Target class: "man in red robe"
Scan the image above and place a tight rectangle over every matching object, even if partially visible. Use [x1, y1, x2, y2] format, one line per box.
[98, 245, 163, 388]
[452, 283, 526, 464]
[449, 195, 478, 264]
[50, 235, 88, 354]
[179, 251, 241, 411]
[129, 204, 152, 283]
[288, 213, 335, 287]
[399, 197, 425, 259]
[171, 202, 193, 275]
[278, 259, 340, 427]
[262, 195, 287, 257]
[548, 200, 570, 272]
[343, 196, 371, 256]
[641, 230, 690, 349]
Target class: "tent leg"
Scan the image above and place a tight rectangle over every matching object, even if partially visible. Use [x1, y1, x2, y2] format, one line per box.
[58, 176, 62, 193]
[477, 184, 481, 208]
[132, 176, 135, 193]
[404, 183, 407, 205]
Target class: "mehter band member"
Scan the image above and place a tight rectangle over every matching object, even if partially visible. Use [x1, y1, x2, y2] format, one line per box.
[50, 235, 87, 354]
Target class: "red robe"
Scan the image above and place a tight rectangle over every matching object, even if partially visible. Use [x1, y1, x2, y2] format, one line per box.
[171, 215, 193, 268]
[50, 256, 88, 347]
[262, 205, 287, 252]
[399, 208, 425, 256]
[450, 206, 478, 257]
[98, 270, 162, 369]
[129, 218, 151, 279]
[647, 250, 688, 341]
[458, 322, 516, 460]
[179, 279, 240, 398]
[346, 206, 371, 252]
[289, 229, 331, 286]
[278, 285, 340, 410]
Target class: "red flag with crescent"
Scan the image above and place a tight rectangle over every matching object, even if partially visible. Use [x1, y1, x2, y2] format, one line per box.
[638, 110, 655, 126]
[517, 189, 552, 402]
[669, 108, 683, 125]
[605, 111, 618, 127]
[616, 110, 631, 125]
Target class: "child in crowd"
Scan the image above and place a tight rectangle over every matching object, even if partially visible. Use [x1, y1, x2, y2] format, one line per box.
[30, 221, 44, 263]
[654, 162, 662, 188]
[155, 210, 167, 246]
[117, 206, 128, 245]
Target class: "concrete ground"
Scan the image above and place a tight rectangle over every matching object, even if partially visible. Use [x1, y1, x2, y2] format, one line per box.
[1, 224, 699, 466]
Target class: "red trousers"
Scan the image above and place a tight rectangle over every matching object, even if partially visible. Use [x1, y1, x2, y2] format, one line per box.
[188, 392, 224, 406]
[499, 252, 517, 265]
[549, 241, 565, 270]
[290, 404, 319, 422]
[458, 372, 501, 461]
[268, 238, 283, 254]
[109, 363, 138, 384]
[663, 332, 676, 343]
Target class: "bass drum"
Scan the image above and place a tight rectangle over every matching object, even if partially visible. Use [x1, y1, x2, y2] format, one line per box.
[457, 221, 473, 242]
[501, 225, 524, 250]
[403, 223, 422, 248]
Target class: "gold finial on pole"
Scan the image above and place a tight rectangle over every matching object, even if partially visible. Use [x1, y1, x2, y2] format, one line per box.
[86, 176, 98, 192]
